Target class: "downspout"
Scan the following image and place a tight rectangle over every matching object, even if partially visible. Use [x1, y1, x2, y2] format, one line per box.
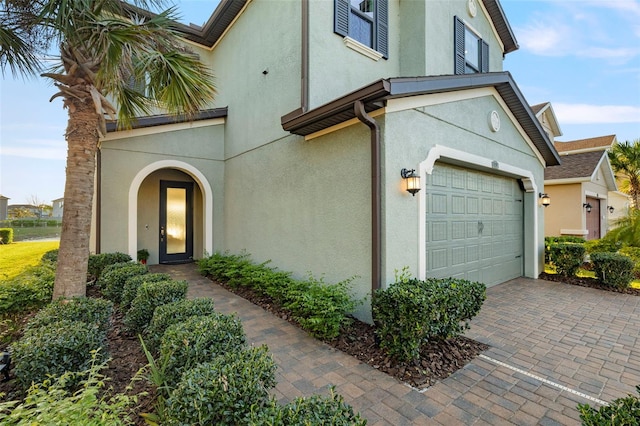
[354, 100, 381, 293]
[301, 0, 309, 112]
[95, 148, 102, 254]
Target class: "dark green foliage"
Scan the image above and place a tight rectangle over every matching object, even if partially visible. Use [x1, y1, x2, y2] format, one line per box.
[578, 385, 640, 425]
[159, 313, 247, 386]
[41, 249, 58, 263]
[99, 262, 147, 303]
[549, 242, 586, 277]
[11, 319, 107, 390]
[372, 278, 486, 362]
[87, 252, 133, 283]
[25, 297, 113, 333]
[0, 228, 14, 244]
[197, 252, 358, 339]
[584, 239, 622, 255]
[120, 273, 171, 311]
[0, 262, 55, 315]
[165, 346, 276, 426]
[620, 246, 640, 278]
[591, 252, 635, 289]
[145, 298, 215, 354]
[123, 280, 188, 334]
[250, 388, 367, 425]
[545, 236, 584, 263]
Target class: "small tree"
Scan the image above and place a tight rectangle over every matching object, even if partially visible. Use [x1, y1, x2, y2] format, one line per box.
[609, 139, 640, 210]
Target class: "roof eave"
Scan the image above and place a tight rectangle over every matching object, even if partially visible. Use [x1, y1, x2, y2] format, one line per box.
[106, 107, 228, 133]
[481, 0, 519, 54]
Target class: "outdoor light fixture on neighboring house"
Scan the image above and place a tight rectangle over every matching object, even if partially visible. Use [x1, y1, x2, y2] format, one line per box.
[539, 193, 551, 207]
[583, 203, 592, 213]
[401, 168, 421, 196]
[608, 206, 615, 214]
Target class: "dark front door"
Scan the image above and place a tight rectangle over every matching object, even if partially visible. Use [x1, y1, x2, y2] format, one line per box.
[159, 181, 193, 263]
[585, 197, 601, 240]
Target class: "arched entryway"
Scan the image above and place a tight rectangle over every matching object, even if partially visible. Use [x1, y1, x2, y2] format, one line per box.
[128, 160, 213, 264]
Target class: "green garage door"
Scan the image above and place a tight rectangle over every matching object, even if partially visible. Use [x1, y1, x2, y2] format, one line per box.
[425, 163, 524, 286]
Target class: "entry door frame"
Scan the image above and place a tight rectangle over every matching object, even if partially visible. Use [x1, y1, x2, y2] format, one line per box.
[159, 180, 194, 263]
[585, 196, 601, 240]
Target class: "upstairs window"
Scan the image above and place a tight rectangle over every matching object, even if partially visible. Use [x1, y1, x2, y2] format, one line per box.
[334, 0, 388, 59]
[454, 16, 489, 74]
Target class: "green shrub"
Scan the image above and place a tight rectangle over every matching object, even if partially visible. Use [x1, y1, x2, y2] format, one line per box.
[578, 385, 640, 425]
[0, 228, 14, 244]
[124, 280, 188, 334]
[0, 262, 55, 315]
[545, 236, 584, 263]
[197, 251, 254, 286]
[584, 238, 622, 255]
[87, 252, 133, 282]
[46, 220, 60, 227]
[159, 313, 246, 386]
[372, 277, 486, 362]
[0, 352, 135, 425]
[120, 273, 172, 311]
[549, 242, 586, 277]
[41, 249, 59, 263]
[619, 246, 640, 278]
[25, 297, 113, 333]
[591, 252, 635, 289]
[145, 298, 216, 354]
[250, 388, 367, 425]
[11, 319, 107, 390]
[165, 346, 276, 425]
[98, 262, 147, 303]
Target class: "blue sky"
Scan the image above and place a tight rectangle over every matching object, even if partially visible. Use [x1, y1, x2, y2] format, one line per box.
[1, 0, 639, 205]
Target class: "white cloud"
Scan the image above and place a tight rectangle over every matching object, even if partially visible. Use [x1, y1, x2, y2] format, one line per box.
[516, 20, 573, 56]
[553, 103, 640, 124]
[0, 139, 66, 160]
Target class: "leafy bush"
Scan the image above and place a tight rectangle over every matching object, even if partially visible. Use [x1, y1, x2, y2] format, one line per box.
[165, 346, 276, 425]
[98, 262, 147, 303]
[120, 273, 171, 311]
[25, 297, 113, 333]
[591, 252, 635, 289]
[145, 298, 216, 354]
[87, 252, 133, 282]
[578, 385, 640, 425]
[549, 242, 586, 277]
[584, 238, 622, 255]
[0, 352, 135, 425]
[41, 249, 59, 263]
[0, 228, 14, 244]
[0, 262, 55, 315]
[197, 252, 358, 339]
[545, 236, 584, 263]
[250, 388, 367, 425]
[372, 277, 486, 362]
[159, 313, 247, 386]
[11, 319, 107, 390]
[124, 280, 188, 334]
[619, 246, 640, 278]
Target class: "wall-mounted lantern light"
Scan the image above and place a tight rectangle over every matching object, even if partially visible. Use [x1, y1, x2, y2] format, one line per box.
[400, 168, 421, 196]
[608, 205, 615, 214]
[539, 193, 551, 207]
[583, 203, 592, 213]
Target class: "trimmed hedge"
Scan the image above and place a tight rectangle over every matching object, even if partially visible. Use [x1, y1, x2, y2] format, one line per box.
[549, 242, 586, 277]
[41, 249, 59, 263]
[145, 298, 216, 354]
[545, 236, 584, 263]
[0, 262, 55, 315]
[620, 246, 640, 278]
[578, 385, 640, 425]
[120, 273, 171, 311]
[98, 262, 147, 303]
[0, 228, 14, 244]
[25, 297, 113, 333]
[123, 280, 188, 334]
[159, 313, 247, 386]
[591, 252, 635, 289]
[87, 252, 133, 283]
[165, 346, 276, 426]
[11, 319, 107, 390]
[372, 277, 486, 362]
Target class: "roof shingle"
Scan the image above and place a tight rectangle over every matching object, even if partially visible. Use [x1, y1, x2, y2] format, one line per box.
[544, 150, 605, 180]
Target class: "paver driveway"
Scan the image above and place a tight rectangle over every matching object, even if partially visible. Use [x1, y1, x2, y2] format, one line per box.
[154, 264, 640, 425]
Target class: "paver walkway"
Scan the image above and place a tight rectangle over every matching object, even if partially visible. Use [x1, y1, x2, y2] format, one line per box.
[152, 263, 640, 425]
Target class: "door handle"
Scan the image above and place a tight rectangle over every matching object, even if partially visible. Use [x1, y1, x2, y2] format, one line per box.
[478, 221, 484, 234]
[160, 226, 165, 242]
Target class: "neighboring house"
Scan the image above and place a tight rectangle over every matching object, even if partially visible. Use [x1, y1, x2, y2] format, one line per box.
[0, 195, 8, 221]
[97, 0, 560, 320]
[530, 102, 562, 143]
[7, 204, 41, 218]
[52, 198, 64, 219]
[544, 135, 618, 240]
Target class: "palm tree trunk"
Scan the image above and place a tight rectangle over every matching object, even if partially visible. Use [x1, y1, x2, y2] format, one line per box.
[52, 97, 100, 299]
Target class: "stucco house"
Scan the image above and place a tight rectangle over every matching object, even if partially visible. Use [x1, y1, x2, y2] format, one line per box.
[544, 135, 618, 240]
[96, 0, 560, 320]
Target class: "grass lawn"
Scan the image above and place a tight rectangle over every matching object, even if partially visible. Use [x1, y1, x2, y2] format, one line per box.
[0, 240, 60, 280]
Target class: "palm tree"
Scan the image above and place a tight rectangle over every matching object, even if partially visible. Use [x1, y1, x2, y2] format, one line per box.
[1, 0, 216, 299]
[609, 139, 640, 210]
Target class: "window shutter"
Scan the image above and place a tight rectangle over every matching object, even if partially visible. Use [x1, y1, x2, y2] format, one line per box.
[454, 16, 465, 75]
[376, 0, 389, 58]
[334, 0, 349, 37]
[481, 40, 489, 73]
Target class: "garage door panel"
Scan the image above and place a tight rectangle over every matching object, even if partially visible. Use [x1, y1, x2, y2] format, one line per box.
[425, 164, 523, 287]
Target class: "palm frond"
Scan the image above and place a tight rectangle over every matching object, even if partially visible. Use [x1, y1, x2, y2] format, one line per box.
[0, 24, 40, 76]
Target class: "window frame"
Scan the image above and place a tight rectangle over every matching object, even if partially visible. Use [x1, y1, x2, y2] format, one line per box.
[454, 16, 489, 75]
[334, 0, 388, 59]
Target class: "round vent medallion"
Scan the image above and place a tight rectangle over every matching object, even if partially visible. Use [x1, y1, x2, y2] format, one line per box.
[489, 110, 501, 132]
[468, 0, 477, 17]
